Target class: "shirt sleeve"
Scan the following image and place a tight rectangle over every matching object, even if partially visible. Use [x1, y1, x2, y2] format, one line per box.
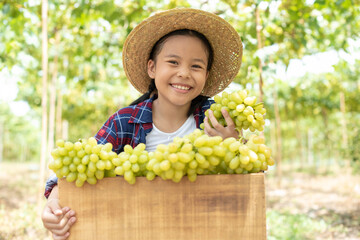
[95, 114, 119, 149]
[44, 173, 58, 199]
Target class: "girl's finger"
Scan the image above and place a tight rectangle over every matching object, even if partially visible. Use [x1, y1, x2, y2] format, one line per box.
[52, 232, 70, 240]
[51, 215, 76, 236]
[221, 109, 236, 129]
[203, 117, 217, 136]
[207, 110, 224, 131]
[44, 210, 76, 230]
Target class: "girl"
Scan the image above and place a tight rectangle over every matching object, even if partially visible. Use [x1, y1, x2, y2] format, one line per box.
[42, 8, 242, 240]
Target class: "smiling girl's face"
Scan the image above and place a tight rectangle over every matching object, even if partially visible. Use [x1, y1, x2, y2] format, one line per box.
[147, 35, 209, 109]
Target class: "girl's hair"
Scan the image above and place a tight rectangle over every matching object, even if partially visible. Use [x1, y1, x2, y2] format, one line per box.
[130, 29, 214, 116]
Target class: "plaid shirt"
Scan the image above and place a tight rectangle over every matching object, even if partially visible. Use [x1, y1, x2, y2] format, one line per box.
[44, 96, 213, 198]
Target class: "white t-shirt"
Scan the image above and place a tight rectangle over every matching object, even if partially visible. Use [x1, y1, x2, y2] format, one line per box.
[145, 114, 196, 152]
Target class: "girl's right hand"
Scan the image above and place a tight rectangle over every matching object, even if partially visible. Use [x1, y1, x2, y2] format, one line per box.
[41, 186, 76, 240]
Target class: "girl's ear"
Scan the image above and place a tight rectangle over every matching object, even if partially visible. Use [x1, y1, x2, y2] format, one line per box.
[147, 59, 156, 79]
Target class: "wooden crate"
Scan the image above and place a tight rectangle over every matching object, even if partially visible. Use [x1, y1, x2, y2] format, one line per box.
[59, 173, 266, 240]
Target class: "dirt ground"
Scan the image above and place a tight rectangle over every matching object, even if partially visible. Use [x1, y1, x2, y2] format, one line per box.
[0, 162, 359, 239]
[266, 165, 360, 239]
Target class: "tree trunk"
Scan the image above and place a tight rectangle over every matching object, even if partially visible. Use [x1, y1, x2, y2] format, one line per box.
[340, 91, 348, 155]
[307, 128, 313, 166]
[0, 121, 3, 163]
[273, 90, 282, 185]
[255, 5, 264, 103]
[38, 0, 48, 208]
[56, 89, 63, 140]
[48, 29, 59, 162]
[295, 119, 305, 170]
[62, 120, 69, 140]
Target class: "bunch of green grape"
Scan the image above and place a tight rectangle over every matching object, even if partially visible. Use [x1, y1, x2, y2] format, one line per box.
[200, 90, 266, 132]
[113, 143, 150, 184]
[49, 90, 274, 187]
[49, 137, 117, 187]
[49, 131, 274, 187]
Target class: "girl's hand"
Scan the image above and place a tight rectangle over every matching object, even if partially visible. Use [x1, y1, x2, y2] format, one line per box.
[204, 109, 239, 139]
[41, 186, 76, 240]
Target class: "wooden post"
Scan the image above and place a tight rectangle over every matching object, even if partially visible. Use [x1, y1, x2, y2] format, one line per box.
[38, 0, 48, 207]
[273, 90, 282, 185]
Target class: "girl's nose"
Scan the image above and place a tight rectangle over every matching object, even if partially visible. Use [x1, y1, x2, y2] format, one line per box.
[177, 67, 190, 78]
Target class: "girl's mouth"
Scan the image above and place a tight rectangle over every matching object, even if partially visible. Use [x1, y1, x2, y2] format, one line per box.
[171, 84, 191, 91]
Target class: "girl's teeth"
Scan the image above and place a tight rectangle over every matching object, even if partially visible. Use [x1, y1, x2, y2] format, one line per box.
[173, 85, 190, 90]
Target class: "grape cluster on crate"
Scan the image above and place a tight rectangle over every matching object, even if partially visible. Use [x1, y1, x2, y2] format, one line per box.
[49, 89, 274, 187]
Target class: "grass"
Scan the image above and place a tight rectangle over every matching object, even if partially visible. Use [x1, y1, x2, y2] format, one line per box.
[267, 209, 328, 240]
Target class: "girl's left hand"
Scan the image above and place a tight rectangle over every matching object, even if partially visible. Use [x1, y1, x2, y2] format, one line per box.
[203, 109, 239, 139]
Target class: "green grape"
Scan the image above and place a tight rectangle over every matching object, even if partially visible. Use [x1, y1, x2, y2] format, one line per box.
[131, 163, 140, 172]
[69, 163, 77, 172]
[188, 174, 197, 182]
[81, 155, 90, 165]
[229, 141, 241, 153]
[99, 150, 109, 160]
[124, 170, 134, 182]
[62, 156, 72, 166]
[114, 166, 125, 175]
[78, 172, 87, 182]
[240, 155, 250, 165]
[91, 145, 101, 155]
[146, 171, 156, 181]
[86, 168, 95, 178]
[160, 160, 171, 171]
[87, 177, 97, 185]
[229, 157, 240, 170]
[76, 150, 86, 158]
[74, 141, 83, 151]
[138, 154, 148, 164]
[129, 154, 138, 163]
[77, 164, 86, 173]
[88, 137, 98, 146]
[75, 179, 85, 187]
[195, 153, 206, 164]
[88, 162, 96, 172]
[178, 152, 192, 163]
[66, 172, 77, 182]
[56, 139, 65, 148]
[105, 160, 113, 170]
[95, 170, 104, 180]
[181, 143, 192, 153]
[208, 156, 220, 166]
[112, 157, 121, 166]
[189, 160, 198, 169]
[198, 147, 213, 156]
[173, 162, 185, 171]
[103, 142, 113, 152]
[96, 160, 105, 171]
[164, 169, 174, 179]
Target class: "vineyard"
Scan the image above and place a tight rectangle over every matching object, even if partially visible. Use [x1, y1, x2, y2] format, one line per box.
[1, 0, 360, 239]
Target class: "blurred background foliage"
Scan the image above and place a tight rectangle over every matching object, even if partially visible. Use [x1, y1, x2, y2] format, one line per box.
[0, 0, 360, 174]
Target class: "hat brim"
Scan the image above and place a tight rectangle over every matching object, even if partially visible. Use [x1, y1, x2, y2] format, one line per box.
[123, 8, 243, 97]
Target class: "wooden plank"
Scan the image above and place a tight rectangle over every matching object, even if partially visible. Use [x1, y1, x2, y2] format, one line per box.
[59, 173, 266, 240]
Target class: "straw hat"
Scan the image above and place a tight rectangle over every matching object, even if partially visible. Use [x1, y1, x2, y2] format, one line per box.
[123, 8, 243, 97]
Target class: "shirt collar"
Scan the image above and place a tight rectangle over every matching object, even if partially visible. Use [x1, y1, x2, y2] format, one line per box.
[128, 96, 155, 124]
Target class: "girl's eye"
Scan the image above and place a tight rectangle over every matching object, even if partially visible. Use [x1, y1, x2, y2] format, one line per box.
[168, 60, 178, 65]
[192, 64, 203, 69]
